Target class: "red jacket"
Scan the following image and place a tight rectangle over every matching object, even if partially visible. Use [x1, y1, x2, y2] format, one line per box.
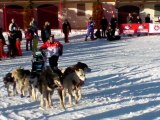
[40, 40, 63, 57]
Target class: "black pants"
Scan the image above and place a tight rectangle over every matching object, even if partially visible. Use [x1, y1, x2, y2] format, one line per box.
[49, 55, 63, 76]
[101, 28, 106, 37]
[49, 55, 59, 70]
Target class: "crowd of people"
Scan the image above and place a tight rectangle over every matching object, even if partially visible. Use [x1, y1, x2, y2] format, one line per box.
[85, 15, 121, 41]
[0, 17, 71, 60]
[0, 14, 125, 60]
[126, 13, 152, 24]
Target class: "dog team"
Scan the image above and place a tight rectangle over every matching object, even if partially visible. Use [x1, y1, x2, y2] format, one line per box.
[3, 62, 91, 109]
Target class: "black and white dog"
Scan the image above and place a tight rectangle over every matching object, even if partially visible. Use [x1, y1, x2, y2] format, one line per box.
[3, 72, 17, 96]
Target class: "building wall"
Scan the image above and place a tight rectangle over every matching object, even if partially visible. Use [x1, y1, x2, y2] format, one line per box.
[143, 4, 157, 23]
[63, 3, 93, 29]
[117, 2, 160, 24]
[0, 1, 116, 30]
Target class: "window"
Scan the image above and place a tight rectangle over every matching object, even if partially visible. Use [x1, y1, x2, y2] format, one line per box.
[77, 3, 85, 16]
[155, 4, 160, 16]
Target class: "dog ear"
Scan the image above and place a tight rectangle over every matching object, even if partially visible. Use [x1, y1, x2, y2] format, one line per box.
[77, 62, 81, 64]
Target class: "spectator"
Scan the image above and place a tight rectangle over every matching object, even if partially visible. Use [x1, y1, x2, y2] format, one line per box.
[85, 17, 95, 41]
[8, 31, 17, 57]
[16, 27, 22, 41]
[136, 16, 142, 24]
[9, 18, 18, 32]
[110, 14, 118, 37]
[25, 28, 34, 51]
[107, 26, 121, 41]
[0, 28, 6, 60]
[62, 19, 71, 43]
[100, 16, 108, 38]
[41, 21, 51, 43]
[127, 13, 134, 23]
[30, 18, 38, 36]
[145, 14, 151, 23]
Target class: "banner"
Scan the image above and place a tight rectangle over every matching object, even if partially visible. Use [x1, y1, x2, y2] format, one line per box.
[149, 24, 160, 33]
[120, 23, 149, 35]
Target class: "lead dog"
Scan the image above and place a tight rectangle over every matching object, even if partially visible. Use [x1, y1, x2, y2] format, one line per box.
[62, 62, 91, 78]
[59, 68, 86, 109]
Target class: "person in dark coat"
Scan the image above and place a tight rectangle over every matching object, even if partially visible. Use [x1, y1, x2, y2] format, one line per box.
[8, 31, 17, 57]
[100, 16, 108, 38]
[62, 19, 71, 43]
[107, 26, 121, 41]
[110, 14, 118, 37]
[41, 21, 51, 43]
[127, 13, 134, 23]
[136, 15, 142, 24]
[29, 18, 38, 36]
[16, 27, 22, 41]
[145, 14, 151, 23]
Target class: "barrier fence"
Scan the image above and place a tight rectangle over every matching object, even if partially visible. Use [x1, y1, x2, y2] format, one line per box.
[120, 23, 160, 35]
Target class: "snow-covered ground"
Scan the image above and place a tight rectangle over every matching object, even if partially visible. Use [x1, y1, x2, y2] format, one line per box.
[1, 31, 160, 120]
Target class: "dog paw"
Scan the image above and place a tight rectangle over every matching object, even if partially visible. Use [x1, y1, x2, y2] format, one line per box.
[68, 104, 73, 108]
[60, 104, 65, 109]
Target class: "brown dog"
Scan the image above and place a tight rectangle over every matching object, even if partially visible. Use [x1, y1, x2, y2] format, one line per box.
[11, 68, 31, 97]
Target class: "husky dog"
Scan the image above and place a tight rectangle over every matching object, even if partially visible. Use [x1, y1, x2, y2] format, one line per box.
[62, 62, 91, 78]
[3, 72, 17, 96]
[11, 68, 31, 97]
[59, 68, 86, 108]
[29, 72, 39, 101]
[36, 67, 63, 108]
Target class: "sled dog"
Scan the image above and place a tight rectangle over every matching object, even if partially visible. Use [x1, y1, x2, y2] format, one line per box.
[36, 67, 63, 108]
[59, 68, 86, 108]
[11, 68, 31, 97]
[62, 62, 91, 78]
[3, 72, 17, 96]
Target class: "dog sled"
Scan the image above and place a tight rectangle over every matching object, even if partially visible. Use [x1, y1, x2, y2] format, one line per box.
[31, 50, 46, 73]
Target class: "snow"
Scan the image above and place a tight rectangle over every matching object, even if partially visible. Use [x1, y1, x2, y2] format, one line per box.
[1, 31, 160, 120]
